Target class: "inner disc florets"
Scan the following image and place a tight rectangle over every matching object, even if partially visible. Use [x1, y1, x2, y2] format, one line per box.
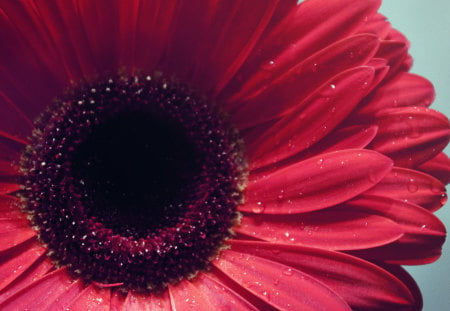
[21, 74, 246, 291]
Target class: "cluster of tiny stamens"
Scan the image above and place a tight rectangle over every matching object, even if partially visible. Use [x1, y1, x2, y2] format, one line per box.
[21, 75, 246, 292]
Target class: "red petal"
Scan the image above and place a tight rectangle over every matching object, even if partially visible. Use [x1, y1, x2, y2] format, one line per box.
[345, 195, 446, 263]
[0, 160, 18, 177]
[348, 240, 443, 265]
[0, 256, 54, 303]
[110, 291, 126, 311]
[242, 150, 392, 214]
[375, 40, 408, 78]
[162, 1, 280, 96]
[260, 125, 378, 173]
[0, 195, 21, 217]
[371, 107, 450, 167]
[0, 91, 33, 139]
[45, 279, 85, 311]
[0, 268, 78, 310]
[224, 0, 381, 101]
[67, 284, 111, 311]
[357, 13, 391, 38]
[0, 183, 21, 195]
[296, 125, 378, 161]
[359, 72, 435, 116]
[228, 240, 415, 310]
[0, 225, 36, 253]
[247, 67, 375, 168]
[347, 195, 445, 235]
[213, 250, 351, 311]
[417, 152, 450, 185]
[32, 1, 97, 79]
[205, 1, 281, 95]
[194, 273, 259, 310]
[0, 139, 21, 162]
[236, 210, 402, 250]
[122, 290, 172, 311]
[229, 34, 379, 125]
[169, 274, 258, 311]
[365, 167, 447, 211]
[133, 1, 179, 73]
[377, 264, 423, 311]
[0, 2, 66, 118]
[0, 242, 46, 292]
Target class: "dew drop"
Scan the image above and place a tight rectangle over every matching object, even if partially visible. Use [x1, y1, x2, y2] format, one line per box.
[252, 201, 265, 214]
[261, 60, 276, 72]
[440, 193, 448, 205]
[406, 119, 421, 138]
[407, 179, 419, 193]
[283, 268, 293, 276]
[316, 158, 324, 167]
[261, 290, 271, 301]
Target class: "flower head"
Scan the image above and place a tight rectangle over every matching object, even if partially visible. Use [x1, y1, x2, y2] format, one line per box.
[0, 0, 449, 310]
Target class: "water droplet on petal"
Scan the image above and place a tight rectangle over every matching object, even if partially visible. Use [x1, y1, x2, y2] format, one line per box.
[440, 193, 448, 205]
[283, 268, 293, 276]
[407, 179, 419, 193]
[252, 201, 265, 214]
[406, 118, 421, 138]
[261, 60, 276, 72]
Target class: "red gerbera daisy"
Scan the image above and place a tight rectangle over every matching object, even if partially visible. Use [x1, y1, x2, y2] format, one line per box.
[0, 0, 449, 310]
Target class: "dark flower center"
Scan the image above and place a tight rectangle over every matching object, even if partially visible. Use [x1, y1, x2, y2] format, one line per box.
[21, 75, 246, 291]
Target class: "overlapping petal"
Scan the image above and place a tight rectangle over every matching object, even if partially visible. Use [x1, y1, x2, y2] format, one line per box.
[242, 149, 392, 214]
[228, 240, 417, 310]
[0, 0, 447, 310]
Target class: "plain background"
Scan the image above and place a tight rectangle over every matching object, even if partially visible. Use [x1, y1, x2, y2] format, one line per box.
[379, 1, 450, 310]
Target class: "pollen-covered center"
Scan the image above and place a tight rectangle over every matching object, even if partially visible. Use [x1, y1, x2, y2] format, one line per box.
[21, 75, 246, 292]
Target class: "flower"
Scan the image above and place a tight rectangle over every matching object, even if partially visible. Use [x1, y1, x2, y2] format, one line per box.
[0, 0, 449, 310]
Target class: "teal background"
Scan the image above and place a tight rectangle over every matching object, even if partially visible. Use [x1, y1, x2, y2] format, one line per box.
[380, 1, 450, 310]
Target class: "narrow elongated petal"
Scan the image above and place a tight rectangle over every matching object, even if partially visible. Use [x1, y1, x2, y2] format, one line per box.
[229, 34, 379, 122]
[169, 274, 258, 311]
[0, 243, 46, 291]
[375, 40, 408, 78]
[242, 150, 392, 214]
[121, 291, 172, 311]
[417, 152, 450, 184]
[358, 72, 434, 115]
[366, 167, 447, 211]
[0, 183, 20, 195]
[345, 195, 446, 263]
[67, 284, 111, 311]
[236, 210, 403, 250]
[44, 280, 85, 311]
[248, 67, 375, 167]
[228, 240, 416, 310]
[0, 268, 78, 310]
[225, 0, 381, 100]
[214, 250, 351, 311]
[0, 226, 36, 253]
[371, 107, 450, 167]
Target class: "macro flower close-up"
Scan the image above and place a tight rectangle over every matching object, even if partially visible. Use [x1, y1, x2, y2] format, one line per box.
[0, 0, 449, 310]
